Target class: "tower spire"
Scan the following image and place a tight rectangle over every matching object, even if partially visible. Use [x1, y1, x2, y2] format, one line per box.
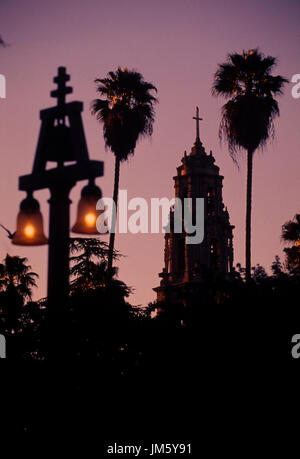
[193, 106, 203, 141]
[191, 106, 205, 155]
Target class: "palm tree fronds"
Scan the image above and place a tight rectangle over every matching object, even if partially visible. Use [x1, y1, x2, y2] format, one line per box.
[219, 94, 280, 161]
[92, 67, 158, 162]
[281, 214, 300, 243]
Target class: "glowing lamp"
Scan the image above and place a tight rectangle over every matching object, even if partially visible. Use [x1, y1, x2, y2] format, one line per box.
[71, 179, 103, 234]
[12, 193, 48, 245]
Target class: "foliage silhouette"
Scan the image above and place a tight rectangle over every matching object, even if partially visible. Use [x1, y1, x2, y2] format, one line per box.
[32, 238, 135, 360]
[281, 213, 300, 273]
[3, 250, 300, 438]
[69, 237, 131, 297]
[0, 254, 38, 334]
[213, 49, 287, 282]
[92, 68, 158, 274]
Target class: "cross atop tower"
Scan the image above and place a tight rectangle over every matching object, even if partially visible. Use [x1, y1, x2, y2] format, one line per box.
[50, 67, 73, 107]
[193, 106, 203, 140]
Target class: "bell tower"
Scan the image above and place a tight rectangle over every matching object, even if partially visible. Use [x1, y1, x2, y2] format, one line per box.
[154, 107, 234, 304]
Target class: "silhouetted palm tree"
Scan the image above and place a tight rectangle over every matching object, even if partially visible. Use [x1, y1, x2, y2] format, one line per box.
[92, 68, 158, 273]
[0, 255, 38, 332]
[0, 254, 38, 300]
[281, 213, 300, 272]
[213, 49, 287, 281]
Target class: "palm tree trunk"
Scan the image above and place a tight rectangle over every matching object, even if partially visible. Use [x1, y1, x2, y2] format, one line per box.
[246, 149, 254, 282]
[107, 155, 121, 275]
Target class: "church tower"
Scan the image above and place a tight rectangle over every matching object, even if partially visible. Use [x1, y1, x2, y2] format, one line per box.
[154, 108, 234, 305]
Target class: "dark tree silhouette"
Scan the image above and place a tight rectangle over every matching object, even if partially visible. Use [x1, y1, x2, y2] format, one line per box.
[92, 68, 158, 274]
[0, 254, 38, 333]
[281, 213, 300, 273]
[0, 255, 38, 301]
[213, 49, 287, 282]
[69, 237, 130, 296]
[69, 237, 111, 269]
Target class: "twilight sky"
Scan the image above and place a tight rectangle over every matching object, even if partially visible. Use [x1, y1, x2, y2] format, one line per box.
[0, 0, 299, 305]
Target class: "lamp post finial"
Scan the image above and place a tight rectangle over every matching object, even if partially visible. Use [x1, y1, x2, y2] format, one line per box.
[50, 66, 73, 107]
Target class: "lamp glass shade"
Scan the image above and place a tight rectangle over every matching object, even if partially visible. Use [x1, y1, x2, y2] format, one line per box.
[12, 194, 48, 246]
[71, 182, 105, 235]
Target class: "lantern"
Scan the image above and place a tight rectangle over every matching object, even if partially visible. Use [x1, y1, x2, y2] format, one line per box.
[71, 179, 103, 234]
[12, 193, 48, 245]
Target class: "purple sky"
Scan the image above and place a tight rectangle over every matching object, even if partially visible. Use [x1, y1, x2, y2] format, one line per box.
[0, 0, 299, 305]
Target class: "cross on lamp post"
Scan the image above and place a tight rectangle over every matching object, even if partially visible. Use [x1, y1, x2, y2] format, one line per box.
[13, 67, 104, 308]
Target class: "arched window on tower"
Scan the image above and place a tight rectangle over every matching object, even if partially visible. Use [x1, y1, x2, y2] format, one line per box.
[207, 188, 216, 216]
[209, 239, 221, 269]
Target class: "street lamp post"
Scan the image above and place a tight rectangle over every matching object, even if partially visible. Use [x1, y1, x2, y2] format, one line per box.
[13, 67, 104, 307]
